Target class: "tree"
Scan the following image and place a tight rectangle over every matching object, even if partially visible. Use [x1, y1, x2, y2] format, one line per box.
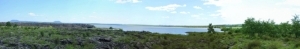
[242, 18, 278, 37]
[6, 22, 11, 27]
[262, 19, 276, 37]
[207, 23, 216, 33]
[242, 18, 257, 36]
[109, 27, 113, 30]
[291, 14, 300, 38]
[277, 21, 292, 37]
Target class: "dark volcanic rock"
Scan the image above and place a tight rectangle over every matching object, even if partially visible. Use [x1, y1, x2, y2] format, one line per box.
[0, 26, 161, 49]
[89, 36, 112, 43]
[60, 39, 73, 45]
[87, 36, 132, 49]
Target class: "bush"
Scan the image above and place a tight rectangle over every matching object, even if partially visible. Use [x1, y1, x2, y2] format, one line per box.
[295, 42, 300, 48]
[6, 22, 11, 27]
[228, 32, 232, 34]
[265, 41, 284, 49]
[247, 40, 262, 49]
[267, 44, 278, 49]
[234, 29, 241, 33]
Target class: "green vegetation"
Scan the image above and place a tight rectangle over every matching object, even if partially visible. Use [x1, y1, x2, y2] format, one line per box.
[240, 15, 300, 38]
[1, 15, 300, 49]
[6, 22, 11, 27]
[0, 24, 126, 49]
[291, 15, 300, 38]
[13, 24, 17, 27]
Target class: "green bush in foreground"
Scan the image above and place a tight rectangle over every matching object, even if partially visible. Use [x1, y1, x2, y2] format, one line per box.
[247, 40, 262, 49]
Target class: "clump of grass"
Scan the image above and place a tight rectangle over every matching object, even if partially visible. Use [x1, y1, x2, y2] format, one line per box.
[247, 40, 261, 49]
[265, 41, 283, 49]
[268, 44, 279, 49]
[294, 42, 300, 48]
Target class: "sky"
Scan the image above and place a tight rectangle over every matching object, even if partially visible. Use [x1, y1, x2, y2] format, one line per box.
[0, 0, 300, 25]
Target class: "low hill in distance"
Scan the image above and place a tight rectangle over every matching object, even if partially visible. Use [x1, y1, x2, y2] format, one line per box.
[0, 20, 95, 28]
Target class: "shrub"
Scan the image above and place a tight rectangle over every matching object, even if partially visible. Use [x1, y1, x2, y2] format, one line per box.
[234, 29, 241, 33]
[267, 44, 278, 49]
[13, 24, 17, 27]
[221, 27, 230, 32]
[247, 40, 262, 49]
[109, 27, 113, 29]
[228, 31, 232, 34]
[295, 42, 300, 48]
[6, 22, 11, 27]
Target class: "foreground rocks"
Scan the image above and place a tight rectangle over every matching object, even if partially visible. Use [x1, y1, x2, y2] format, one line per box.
[0, 27, 155, 49]
[0, 22, 235, 49]
[0, 36, 132, 49]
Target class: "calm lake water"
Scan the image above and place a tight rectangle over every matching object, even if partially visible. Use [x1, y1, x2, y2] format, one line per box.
[94, 24, 222, 34]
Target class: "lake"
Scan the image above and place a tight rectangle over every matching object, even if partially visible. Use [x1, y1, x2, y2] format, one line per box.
[94, 24, 222, 34]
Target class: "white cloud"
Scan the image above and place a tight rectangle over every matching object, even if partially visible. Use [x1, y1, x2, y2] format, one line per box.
[115, 0, 141, 3]
[145, 4, 186, 13]
[92, 12, 97, 14]
[191, 13, 206, 19]
[132, 0, 140, 3]
[170, 11, 177, 13]
[162, 16, 170, 18]
[28, 12, 38, 16]
[193, 6, 202, 9]
[67, 15, 131, 24]
[209, 13, 220, 16]
[179, 11, 190, 14]
[203, 0, 300, 24]
[191, 15, 200, 18]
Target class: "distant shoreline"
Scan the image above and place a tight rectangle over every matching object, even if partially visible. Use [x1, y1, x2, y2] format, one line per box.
[92, 24, 242, 28]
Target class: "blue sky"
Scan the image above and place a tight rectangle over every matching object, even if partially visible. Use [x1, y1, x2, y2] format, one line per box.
[1, 0, 300, 25]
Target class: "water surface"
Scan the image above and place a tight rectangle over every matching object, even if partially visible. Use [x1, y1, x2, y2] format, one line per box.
[94, 24, 222, 34]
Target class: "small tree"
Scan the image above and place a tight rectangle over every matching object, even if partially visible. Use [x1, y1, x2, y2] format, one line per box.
[242, 18, 257, 36]
[291, 14, 300, 38]
[109, 27, 113, 30]
[6, 22, 11, 27]
[278, 21, 292, 37]
[207, 23, 216, 33]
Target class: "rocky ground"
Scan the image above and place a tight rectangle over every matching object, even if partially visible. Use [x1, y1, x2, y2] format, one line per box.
[0, 25, 156, 49]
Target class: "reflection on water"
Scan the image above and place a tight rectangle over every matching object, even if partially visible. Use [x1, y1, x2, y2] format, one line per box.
[94, 24, 222, 34]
